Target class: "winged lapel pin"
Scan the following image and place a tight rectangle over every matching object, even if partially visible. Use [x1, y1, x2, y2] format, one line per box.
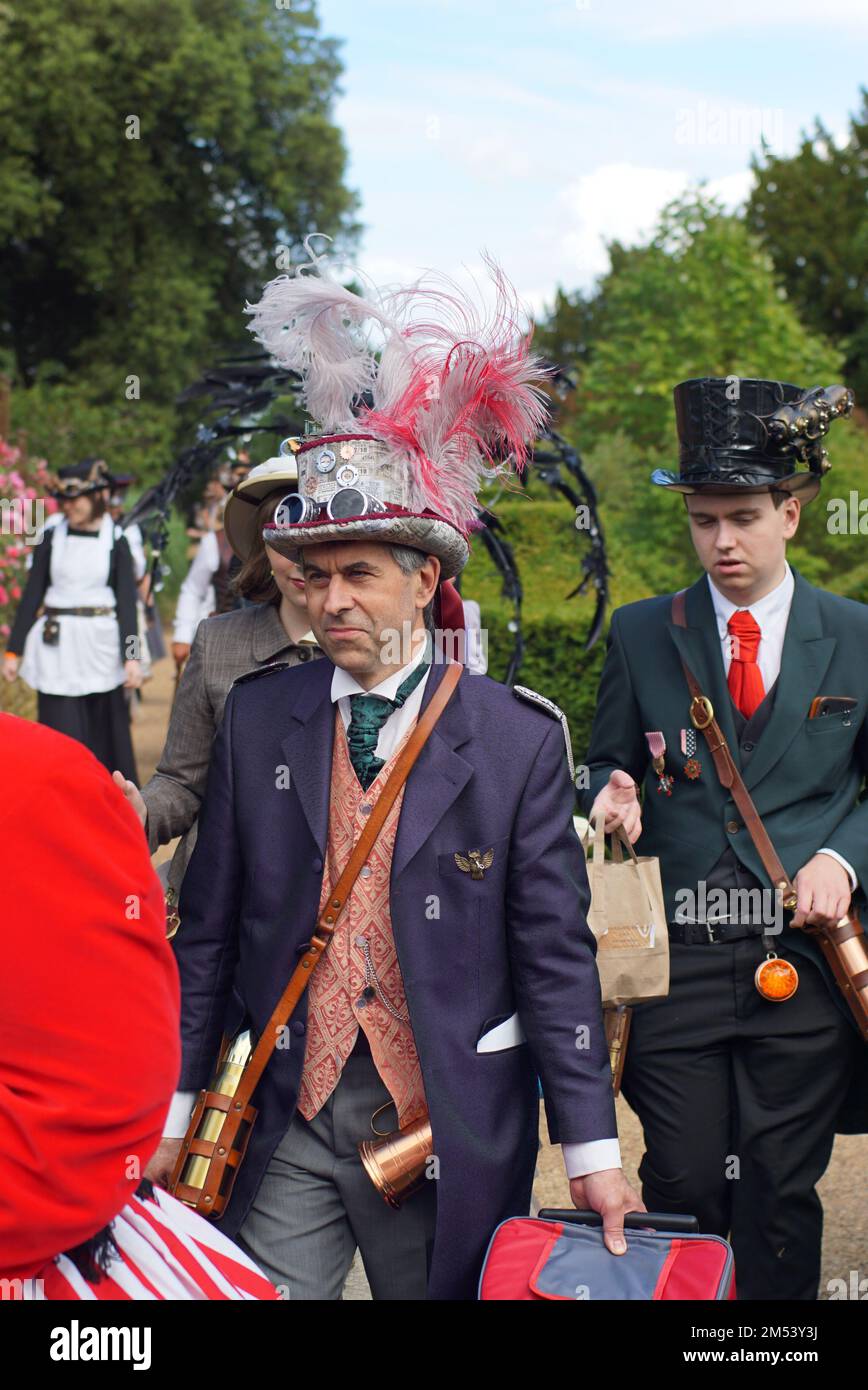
[454, 847, 495, 880]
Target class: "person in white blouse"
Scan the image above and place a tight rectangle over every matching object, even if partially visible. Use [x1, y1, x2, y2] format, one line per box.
[4, 459, 142, 780]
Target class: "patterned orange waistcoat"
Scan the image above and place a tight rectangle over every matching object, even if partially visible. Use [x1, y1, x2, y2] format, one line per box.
[297, 708, 428, 1127]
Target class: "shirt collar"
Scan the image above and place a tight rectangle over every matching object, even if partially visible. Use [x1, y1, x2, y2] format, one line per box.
[331, 636, 429, 704]
[707, 561, 794, 638]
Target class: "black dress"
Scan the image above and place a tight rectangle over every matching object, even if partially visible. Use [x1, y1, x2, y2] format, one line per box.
[7, 524, 139, 781]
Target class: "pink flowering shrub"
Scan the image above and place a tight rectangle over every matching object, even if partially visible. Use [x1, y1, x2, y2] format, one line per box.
[0, 438, 57, 648]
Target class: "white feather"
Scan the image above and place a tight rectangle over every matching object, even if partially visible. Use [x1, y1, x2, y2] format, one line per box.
[246, 241, 551, 530]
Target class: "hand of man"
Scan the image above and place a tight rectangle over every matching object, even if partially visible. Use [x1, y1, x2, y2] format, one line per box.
[145, 1137, 183, 1189]
[111, 770, 147, 829]
[569, 1169, 646, 1255]
[791, 853, 852, 930]
[172, 641, 191, 669]
[123, 658, 143, 690]
[589, 769, 643, 844]
[2, 653, 18, 683]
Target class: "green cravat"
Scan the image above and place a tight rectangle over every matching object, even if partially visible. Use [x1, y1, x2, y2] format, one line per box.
[346, 660, 430, 791]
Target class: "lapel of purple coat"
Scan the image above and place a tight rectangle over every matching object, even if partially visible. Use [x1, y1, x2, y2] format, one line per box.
[277, 655, 473, 872]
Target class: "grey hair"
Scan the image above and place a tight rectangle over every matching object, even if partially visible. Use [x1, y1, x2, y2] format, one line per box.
[387, 544, 436, 632]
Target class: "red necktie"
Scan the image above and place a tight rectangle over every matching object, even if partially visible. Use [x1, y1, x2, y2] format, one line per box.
[727, 610, 765, 719]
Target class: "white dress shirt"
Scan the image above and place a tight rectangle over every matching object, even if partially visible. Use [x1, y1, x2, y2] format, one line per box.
[707, 563, 857, 890]
[166, 639, 621, 1177]
[331, 642, 431, 753]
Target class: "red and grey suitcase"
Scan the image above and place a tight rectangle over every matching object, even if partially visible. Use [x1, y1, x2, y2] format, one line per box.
[479, 1209, 736, 1300]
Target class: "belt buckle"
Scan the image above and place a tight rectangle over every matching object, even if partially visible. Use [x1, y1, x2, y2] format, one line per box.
[705, 921, 724, 944]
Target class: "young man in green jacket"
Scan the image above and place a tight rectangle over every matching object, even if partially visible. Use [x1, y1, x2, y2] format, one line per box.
[581, 376, 866, 1300]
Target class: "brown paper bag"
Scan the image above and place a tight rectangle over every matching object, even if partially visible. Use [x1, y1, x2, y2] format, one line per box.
[581, 815, 669, 1006]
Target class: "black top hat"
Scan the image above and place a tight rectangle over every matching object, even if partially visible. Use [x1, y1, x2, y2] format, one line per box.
[51, 458, 112, 499]
[651, 378, 854, 501]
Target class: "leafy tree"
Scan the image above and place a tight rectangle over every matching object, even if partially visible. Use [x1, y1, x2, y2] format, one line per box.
[0, 0, 358, 405]
[5, 371, 178, 486]
[747, 91, 868, 399]
[535, 286, 602, 376]
[574, 192, 843, 449]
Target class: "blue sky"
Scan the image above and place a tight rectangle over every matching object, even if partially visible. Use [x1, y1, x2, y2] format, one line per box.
[314, 0, 866, 314]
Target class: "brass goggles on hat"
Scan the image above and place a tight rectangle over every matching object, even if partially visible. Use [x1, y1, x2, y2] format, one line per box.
[273, 487, 389, 526]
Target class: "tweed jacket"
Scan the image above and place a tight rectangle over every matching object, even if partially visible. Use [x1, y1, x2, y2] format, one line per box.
[141, 602, 322, 886]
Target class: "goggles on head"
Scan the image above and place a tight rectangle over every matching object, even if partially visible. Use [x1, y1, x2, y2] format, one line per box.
[272, 488, 388, 527]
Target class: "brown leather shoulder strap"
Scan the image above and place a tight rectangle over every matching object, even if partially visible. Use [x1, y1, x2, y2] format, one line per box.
[671, 590, 796, 908]
[229, 660, 463, 1110]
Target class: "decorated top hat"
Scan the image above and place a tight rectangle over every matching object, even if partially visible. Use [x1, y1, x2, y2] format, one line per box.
[244, 240, 550, 580]
[222, 454, 299, 562]
[651, 377, 855, 502]
[51, 458, 113, 500]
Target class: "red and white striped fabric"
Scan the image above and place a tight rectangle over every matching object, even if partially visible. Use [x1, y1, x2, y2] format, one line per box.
[26, 1187, 279, 1300]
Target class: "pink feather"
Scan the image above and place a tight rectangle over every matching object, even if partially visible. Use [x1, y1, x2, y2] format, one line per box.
[246, 242, 551, 532]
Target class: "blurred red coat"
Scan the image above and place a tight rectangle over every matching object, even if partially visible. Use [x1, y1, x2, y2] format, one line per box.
[0, 714, 280, 1299]
[0, 713, 181, 1280]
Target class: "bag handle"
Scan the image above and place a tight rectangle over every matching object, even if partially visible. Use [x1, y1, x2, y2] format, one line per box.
[609, 826, 640, 865]
[537, 1208, 700, 1234]
[583, 815, 639, 866]
[671, 590, 796, 908]
[226, 661, 463, 1114]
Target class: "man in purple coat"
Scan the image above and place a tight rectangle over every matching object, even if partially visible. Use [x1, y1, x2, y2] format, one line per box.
[147, 248, 641, 1298]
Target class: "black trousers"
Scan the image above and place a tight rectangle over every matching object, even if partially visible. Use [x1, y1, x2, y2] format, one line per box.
[37, 687, 137, 783]
[621, 935, 860, 1300]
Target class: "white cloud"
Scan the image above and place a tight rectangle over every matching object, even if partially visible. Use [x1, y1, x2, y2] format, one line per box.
[535, 0, 868, 39]
[556, 163, 690, 279]
[705, 169, 755, 211]
[459, 134, 534, 181]
[536, 162, 757, 295]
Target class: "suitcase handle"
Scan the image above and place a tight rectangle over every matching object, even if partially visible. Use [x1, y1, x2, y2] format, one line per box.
[537, 1208, 700, 1234]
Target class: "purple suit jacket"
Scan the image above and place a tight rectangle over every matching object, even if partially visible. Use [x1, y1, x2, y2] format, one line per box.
[175, 656, 616, 1298]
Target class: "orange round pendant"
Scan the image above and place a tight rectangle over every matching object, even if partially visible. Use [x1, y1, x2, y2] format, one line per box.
[755, 954, 799, 1002]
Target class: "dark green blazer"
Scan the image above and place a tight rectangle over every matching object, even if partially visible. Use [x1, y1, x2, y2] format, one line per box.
[580, 567, 868, 1130]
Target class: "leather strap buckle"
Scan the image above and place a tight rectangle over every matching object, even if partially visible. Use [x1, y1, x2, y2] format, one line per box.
[690, 695, 714, 729]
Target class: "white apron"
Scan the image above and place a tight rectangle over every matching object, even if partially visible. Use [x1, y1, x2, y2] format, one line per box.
[20, 516, 126, 696]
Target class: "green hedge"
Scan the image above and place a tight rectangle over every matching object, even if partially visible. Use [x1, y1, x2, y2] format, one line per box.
[462, 495, 607, 764]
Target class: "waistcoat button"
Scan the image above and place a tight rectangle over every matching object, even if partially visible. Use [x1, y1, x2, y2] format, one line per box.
[726, 820, 740, 833]
[359, 802, 373, 815]
[359, 865, 372, 879]
[742, 741, 754, 753]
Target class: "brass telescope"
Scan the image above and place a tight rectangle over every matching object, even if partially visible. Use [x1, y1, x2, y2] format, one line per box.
[170, 1031, 254, 1212]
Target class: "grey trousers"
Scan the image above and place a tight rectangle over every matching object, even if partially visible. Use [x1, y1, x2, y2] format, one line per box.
[236, 1052, 437, 1300]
